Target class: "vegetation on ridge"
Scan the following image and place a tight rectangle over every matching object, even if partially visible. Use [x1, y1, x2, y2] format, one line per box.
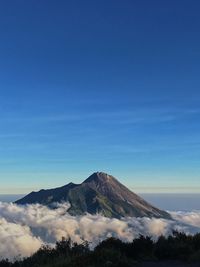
[1, 231, 200, 267]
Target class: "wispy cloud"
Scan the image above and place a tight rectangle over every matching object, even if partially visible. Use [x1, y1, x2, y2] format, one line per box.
[1, 107, 199, 125]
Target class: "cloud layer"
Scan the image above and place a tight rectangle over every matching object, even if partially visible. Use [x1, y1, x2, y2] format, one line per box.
[0, 202, 200, 260]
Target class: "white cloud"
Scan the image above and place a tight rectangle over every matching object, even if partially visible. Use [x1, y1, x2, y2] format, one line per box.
[0, 202, 200, 260]
[171, 210, 200, 228]
[0, 218, 42, 260]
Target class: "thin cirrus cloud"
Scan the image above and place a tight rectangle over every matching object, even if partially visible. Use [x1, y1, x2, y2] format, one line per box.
[0, 108, 199, 125]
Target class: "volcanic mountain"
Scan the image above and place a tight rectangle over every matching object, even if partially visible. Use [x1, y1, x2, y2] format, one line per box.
[16, 172, 171, 219]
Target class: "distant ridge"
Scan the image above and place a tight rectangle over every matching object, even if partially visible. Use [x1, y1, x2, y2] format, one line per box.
[16, 172, 171, 219]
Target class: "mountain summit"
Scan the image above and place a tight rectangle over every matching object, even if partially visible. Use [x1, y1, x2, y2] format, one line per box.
[16, 172, 170, 219]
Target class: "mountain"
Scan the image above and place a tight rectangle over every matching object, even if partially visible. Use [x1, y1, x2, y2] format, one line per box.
[15, 172, 171, 219]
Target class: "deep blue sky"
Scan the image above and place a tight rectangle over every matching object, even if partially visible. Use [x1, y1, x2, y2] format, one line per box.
[0, 0, 200, 193]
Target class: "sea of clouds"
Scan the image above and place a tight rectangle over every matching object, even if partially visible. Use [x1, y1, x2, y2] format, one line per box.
[0, 202, 200, 260]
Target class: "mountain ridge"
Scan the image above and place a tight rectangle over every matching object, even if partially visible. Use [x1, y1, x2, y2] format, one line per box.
[15, 172, 171, 219]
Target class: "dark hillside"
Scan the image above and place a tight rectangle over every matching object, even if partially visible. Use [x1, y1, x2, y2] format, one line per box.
[1, 232, 200, 267]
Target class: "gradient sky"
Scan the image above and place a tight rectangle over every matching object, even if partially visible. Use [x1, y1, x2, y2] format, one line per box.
[0, 0, 200, 194]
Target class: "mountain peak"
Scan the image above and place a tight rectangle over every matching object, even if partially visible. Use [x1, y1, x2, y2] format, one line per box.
[16, 172, 171, 219]
[83, 172, 116, 184]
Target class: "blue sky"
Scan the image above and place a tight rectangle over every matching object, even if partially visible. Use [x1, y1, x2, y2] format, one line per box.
[0, 0, 200, 193]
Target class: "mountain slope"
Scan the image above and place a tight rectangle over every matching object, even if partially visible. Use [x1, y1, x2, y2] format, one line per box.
[16, 172, 171, 219]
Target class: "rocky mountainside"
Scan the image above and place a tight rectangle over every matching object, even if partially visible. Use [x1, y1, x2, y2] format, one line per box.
[16, 172, 171, 219]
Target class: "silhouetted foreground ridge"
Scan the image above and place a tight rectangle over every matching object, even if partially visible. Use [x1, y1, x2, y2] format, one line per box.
[1, 231, 200, 267]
